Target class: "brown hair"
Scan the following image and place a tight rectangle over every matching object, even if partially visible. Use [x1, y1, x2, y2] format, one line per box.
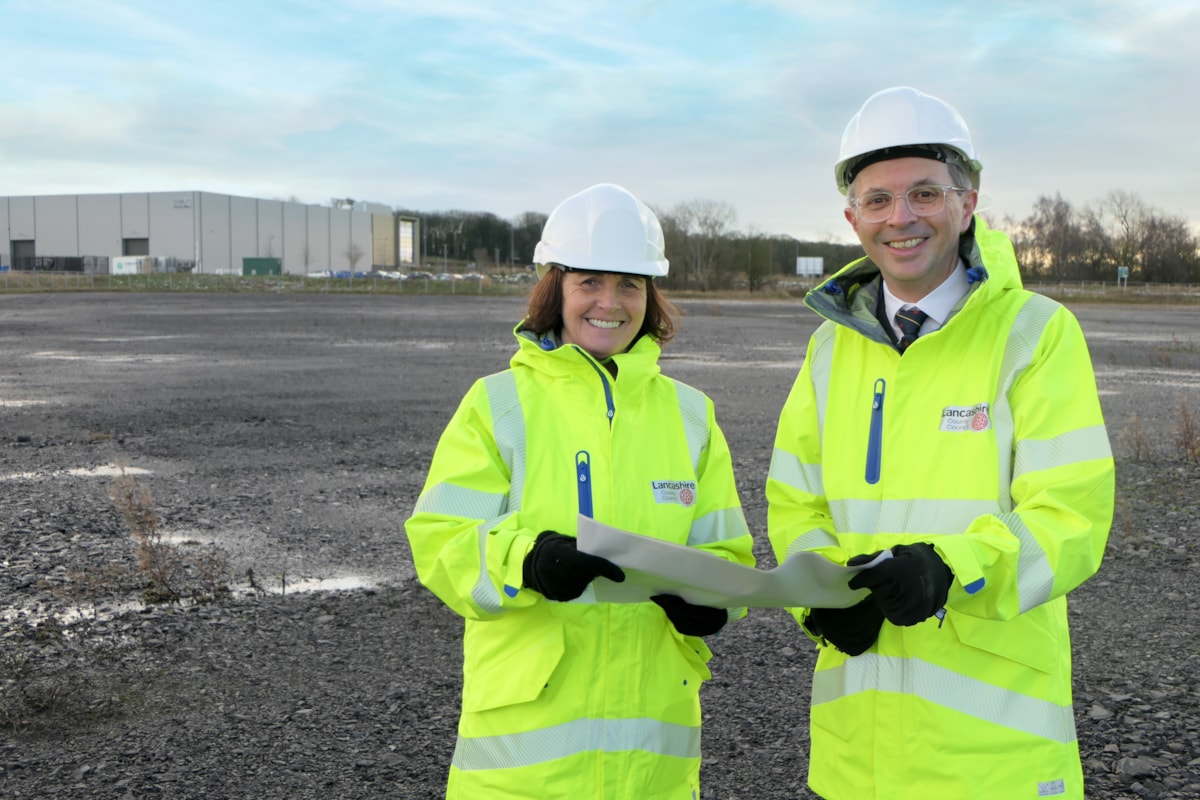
[523, 268, 679, 347]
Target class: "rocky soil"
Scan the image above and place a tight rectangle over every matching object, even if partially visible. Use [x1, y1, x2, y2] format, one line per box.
[1, 292, 1198, 799]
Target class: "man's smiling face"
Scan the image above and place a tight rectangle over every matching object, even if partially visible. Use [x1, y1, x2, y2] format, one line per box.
[844, 156, 978, 303]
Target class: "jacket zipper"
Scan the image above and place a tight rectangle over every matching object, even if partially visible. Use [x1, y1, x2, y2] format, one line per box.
[574, 347, 614, 518]
[865, 378, 885, 484]
[578, 351, 616, 427]
[576, 450, 593, 518]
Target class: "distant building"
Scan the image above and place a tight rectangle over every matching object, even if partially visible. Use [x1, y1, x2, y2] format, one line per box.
[0, 191, 420, 275]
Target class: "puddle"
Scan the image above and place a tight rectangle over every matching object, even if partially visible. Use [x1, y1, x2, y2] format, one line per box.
[249, 575, 380, 595]
[30, 351, 183, 364]
[68, 465, 152, 477]
[2, 463, 383, 630]
[1096, 366, 1200, 390]
[91, 336, 186, 343]
[1, 599, 146, 628]
[0, 399, 50, 407]
[2, 573, 384, 631]
[0, 463, 153, 481]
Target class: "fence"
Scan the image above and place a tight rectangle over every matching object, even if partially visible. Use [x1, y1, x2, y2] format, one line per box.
[0, 270, 536, 296]
[11, 255, 110, 273]
[1031, 280, 1200, 303]
[1, 270, 1196, 303]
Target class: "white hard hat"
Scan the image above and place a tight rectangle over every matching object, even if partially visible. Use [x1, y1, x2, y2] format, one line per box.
[533, 183, 669, 278]
[834, 86, 982, 195]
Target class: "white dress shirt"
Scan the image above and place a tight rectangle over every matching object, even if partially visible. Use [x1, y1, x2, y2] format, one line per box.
[882, 260, 970, 342]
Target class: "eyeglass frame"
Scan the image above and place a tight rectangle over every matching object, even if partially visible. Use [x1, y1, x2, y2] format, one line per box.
[847, 184, 972, 223]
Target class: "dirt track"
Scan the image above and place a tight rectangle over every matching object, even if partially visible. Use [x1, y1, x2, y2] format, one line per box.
[2, 292, 1199, 799]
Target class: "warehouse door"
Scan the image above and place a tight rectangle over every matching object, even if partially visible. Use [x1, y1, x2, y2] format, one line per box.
[123, 238, 150, 256]
[11, 240, 34, 269]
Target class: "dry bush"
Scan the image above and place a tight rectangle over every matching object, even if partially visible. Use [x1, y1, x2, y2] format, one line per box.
[2, 471, 234, 732]
[0, 615, 129, 733]
[1118, 413, 1156, 462]
[1148, 349, 1173, 367]
[1172, 395, 1200, 462]
[187, 543, 233, 602]
[109, 471, 184, 602]
[55, 562, 140, 604]
[107, 470, 231, 604]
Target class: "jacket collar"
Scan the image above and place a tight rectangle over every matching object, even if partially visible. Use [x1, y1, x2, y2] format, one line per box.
[803, 216, 1015, 340]
[511, 323, 663, 388]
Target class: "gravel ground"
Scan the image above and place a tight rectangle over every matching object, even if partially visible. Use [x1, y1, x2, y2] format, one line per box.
[1, 292, 1198, 799]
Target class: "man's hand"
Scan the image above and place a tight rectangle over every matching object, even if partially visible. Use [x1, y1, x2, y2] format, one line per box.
[804, 596, 885, 655]
[522, 531, 625, 601]
[651, 595, 728, 637]
[848, 543, 952, 626]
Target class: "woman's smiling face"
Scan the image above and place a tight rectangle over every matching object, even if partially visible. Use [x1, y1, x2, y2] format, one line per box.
[559, 270, 647, 360]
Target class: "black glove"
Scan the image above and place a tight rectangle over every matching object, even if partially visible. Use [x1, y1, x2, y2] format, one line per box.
[847, 543, 952, 626]
[522, 531, 625, 601]
[651, 595, 728, 637]
[803, 596, 885, 656]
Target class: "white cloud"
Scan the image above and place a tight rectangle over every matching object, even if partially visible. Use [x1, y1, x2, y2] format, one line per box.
[1, 0, 1196, 240]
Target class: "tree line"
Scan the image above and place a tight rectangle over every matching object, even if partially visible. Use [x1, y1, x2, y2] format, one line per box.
[1000, 190, 1199, 284]
[398, 189, 1200, 290]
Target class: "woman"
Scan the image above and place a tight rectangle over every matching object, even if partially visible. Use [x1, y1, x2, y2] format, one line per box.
[405, 183, 755, 799]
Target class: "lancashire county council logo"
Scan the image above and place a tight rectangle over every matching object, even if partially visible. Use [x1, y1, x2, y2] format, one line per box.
[652, 480, 698, 506]
[940, 403, 992, 433]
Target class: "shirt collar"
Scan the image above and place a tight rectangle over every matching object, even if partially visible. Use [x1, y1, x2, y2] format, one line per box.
[882, 259, 969, 337]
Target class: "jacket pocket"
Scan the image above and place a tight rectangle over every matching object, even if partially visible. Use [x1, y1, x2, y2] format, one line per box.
[461, 618, 566, 713]
[947, 610, 1059, 674]
[670, 631, 714, 683]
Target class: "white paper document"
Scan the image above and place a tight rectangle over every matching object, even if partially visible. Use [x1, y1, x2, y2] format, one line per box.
[576, 514, 890, 609]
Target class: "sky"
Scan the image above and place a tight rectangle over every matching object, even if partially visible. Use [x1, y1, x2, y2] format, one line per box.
[1, 0, 1198, 244]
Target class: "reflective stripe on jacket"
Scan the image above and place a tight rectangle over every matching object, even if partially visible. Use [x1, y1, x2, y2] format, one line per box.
[767, 218, 1114, 799]
[406, 327, 755, 800]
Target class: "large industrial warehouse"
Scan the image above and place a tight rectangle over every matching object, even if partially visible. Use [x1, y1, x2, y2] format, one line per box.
[0, 191, 419, 276]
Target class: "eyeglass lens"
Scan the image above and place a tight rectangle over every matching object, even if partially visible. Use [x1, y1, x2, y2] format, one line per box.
[858, 186, 949, 222]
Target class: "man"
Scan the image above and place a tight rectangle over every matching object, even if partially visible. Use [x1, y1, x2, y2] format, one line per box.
[766, 87, 1114, 799]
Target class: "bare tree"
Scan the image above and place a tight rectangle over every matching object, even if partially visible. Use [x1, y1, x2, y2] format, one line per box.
[743, 228, 772, 292]
[651, 205, 688, 290]
[673, 199, 737, 291]
[346, 242, 365, 272]
[509, 212, 548, 269]
[1020, 194, 1086, 280]
[1139, 212, 1200, 283]
[1077, 190, 1149, 280]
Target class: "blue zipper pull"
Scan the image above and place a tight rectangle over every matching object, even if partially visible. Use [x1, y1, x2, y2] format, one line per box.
[865, 378, 885, 484]
[576, 450, 593, 518]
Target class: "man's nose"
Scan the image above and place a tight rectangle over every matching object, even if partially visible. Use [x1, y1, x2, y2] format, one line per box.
[887, 194, 919, 223]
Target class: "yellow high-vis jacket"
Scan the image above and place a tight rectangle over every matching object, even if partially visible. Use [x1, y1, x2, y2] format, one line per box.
[767, 218, 1114, 800]
[406, 326, 755, 800]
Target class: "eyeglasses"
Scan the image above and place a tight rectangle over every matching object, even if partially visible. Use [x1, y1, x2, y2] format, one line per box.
[848, 184, 970, 223]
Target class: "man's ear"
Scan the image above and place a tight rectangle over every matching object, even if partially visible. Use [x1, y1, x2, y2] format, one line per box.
[959, 191, 979, 233]
[844, 206, 859, 234]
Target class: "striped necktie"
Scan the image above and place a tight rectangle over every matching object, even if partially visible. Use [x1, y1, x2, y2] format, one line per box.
[895, 305, 928, 352]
